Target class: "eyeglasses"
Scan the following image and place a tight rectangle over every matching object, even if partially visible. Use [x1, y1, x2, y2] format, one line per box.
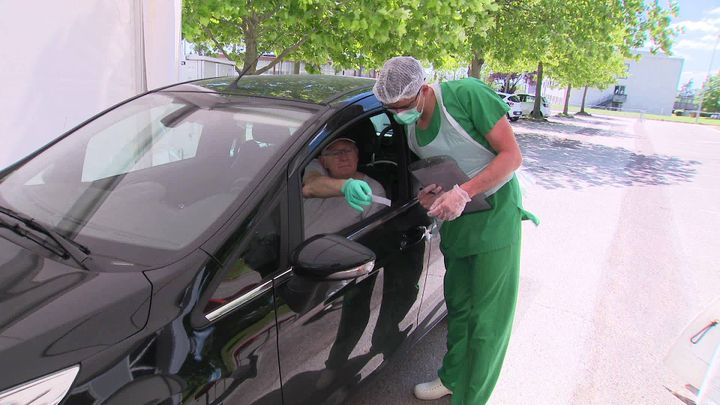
[321, 148, 355, 158]
[384, 88, 422, 113]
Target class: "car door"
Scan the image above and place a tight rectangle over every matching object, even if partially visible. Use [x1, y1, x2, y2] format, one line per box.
[273, 105, 433, 404]
[174, 185, 287, 405]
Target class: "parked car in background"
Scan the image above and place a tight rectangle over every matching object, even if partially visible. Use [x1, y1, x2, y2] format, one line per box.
[515, 93, 551, 117]
[0, 75, 448, 405]
[496, 92, 523, 122]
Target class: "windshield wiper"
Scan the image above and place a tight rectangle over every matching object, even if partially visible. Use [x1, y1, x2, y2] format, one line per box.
[0, 217, 68, 258]
[0, 206, 90, 269]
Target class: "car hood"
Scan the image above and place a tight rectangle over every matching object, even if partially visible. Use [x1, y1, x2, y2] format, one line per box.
[0, 236, 151, 390]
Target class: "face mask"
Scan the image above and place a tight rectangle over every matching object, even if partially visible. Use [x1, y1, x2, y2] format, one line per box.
[393, 109, 422, 125]
[393, 92, 424, 125]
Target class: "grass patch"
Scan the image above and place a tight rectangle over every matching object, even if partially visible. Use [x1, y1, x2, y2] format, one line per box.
[552, 105, 720, 126]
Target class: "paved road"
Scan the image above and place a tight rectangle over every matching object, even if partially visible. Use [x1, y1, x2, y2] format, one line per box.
[347, 116, 720, 404]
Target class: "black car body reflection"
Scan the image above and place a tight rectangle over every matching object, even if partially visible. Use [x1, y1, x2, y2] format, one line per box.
[0, 75, 447, 404]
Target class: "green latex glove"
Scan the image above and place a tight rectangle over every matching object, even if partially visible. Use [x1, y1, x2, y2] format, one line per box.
[341, 178, 372, 212]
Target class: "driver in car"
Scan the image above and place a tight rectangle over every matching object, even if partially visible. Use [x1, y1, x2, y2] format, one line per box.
[302, 137, 386, 237]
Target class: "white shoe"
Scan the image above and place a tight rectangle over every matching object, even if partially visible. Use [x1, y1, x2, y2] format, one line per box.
[413, 378, 452, 400]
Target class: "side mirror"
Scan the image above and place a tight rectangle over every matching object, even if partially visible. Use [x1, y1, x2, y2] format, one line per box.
[291, 234, 375, 280]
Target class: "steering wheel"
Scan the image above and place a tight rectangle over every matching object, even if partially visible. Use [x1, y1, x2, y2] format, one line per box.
[366, 126, 398, 167]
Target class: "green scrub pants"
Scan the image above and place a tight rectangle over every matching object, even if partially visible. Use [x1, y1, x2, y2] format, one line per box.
[438, 235, 521, 405]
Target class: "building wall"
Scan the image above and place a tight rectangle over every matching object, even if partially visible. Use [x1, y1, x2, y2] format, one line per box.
[179, 55, 237, 81]
[567, 51, 683, 115]
[0, 0, 181, 169]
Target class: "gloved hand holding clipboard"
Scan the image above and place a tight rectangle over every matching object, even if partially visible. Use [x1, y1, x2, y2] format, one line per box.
[408, 155, 492, 214]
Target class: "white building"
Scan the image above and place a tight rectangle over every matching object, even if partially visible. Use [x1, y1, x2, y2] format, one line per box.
[0, 0, 181, 169]
[567, 51, 683, 115]
[525, 51, 683, 116]
[179, 55, 238, 81]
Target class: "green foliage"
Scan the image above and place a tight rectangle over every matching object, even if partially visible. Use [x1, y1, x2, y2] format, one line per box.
[462, 0, 679, 118]
[182, 0, 496, 75]
[701, 73, 720, 113]
[182, 0, 680, 118]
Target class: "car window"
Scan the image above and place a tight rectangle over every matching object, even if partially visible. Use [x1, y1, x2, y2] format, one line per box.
[369, 114, 392, 135]
[82, 104, 203, 182]
[301, 114, 396, 239]
[0, 92, 317, 263]
[204, 200, 281, 316]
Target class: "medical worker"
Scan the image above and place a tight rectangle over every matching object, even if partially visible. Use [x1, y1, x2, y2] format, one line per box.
[373, 56, 538, 404]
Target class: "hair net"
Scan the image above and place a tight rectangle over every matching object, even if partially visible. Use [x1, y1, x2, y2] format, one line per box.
[373, 56, 426, 105]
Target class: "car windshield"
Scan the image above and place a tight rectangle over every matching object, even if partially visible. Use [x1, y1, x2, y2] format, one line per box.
[0, 91, 317, 264]
[508, 95, 520, 102]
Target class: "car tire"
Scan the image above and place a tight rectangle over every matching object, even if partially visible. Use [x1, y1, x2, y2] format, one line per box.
[510, 117, 519, 122]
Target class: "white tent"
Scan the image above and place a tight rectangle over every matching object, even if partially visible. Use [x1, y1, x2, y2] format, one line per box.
[0, 0, 181, 169]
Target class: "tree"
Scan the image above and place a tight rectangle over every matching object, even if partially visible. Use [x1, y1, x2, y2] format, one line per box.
[470, 0, 678, 120]
[674, 79, 697, 112]
[462, 0, 540, 79]
[489, 72, 523, 93]
[551, 41, 628, 116]
[700, 73, 720, 113]
[679, 79, 695, 97]
[182, 0, 496, 76]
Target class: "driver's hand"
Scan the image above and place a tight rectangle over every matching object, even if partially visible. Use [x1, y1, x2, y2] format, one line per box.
[341, 178, 373, 212]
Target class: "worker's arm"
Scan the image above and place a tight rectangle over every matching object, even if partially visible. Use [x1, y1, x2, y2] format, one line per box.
[459, 117, 522, 198]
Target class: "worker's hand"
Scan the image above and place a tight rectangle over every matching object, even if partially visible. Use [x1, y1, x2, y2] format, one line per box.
[341, 178, 372, 212]
[418, 184, 442, 210]
[427, 185, 471, 221]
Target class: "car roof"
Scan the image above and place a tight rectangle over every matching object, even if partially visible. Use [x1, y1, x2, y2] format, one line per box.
[161, 75, 376, 106]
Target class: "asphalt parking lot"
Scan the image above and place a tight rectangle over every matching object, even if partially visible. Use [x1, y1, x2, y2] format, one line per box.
[347, 115, 720, 404]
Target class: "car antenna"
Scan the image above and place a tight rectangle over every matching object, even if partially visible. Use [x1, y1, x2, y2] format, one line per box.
[230, 65, 251, 90]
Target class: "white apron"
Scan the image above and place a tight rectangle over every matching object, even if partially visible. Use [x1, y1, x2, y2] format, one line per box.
[407, 83, 513, 197]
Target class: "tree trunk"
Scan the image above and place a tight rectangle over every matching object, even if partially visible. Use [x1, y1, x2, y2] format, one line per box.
[578, 86, 590, 115]
[242, 24, 259, 75]
[469, 53, 484, 79]
[563, 84, 572, 115]
[293, 61, 301, 74]
[531, 61, 544, 119]
[509, 75, 521, 94]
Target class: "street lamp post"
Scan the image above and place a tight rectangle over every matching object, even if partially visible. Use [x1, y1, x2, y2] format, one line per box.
[695, 33, 720, 123]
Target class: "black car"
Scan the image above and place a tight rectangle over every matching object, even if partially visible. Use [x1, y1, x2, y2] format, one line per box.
[0, 75, 448, 404]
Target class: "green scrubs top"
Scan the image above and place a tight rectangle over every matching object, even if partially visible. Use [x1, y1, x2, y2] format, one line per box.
[415, 78, 538, 257]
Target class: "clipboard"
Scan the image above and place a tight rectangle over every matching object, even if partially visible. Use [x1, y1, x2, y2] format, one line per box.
[408, 155, 492, 213]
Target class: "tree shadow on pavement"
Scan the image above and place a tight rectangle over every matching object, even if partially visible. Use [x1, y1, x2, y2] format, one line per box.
[516, 133, 701, 190]
[516, 116, 636, 139]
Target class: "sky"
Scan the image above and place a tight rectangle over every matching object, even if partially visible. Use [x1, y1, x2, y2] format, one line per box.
[670, 0, 720, 90]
